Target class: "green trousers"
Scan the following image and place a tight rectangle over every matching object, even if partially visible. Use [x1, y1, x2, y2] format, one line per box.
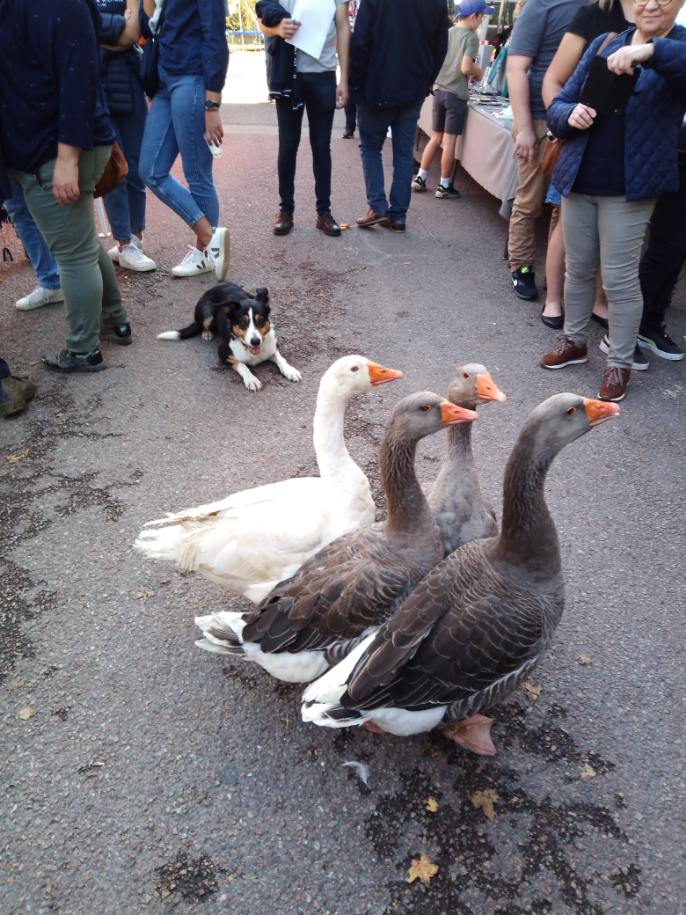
[9, 146, 128, 353]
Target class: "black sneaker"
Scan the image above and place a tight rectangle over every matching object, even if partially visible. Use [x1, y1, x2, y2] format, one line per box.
[511, 265, 538, 301]
[435, 183, 461, 199]
[102, 322, 132, 346]
[599, 335, 649, 371]
[411, 175, 427, 192]
[42, 348, 106, 373]
[637, 327, 684, 361]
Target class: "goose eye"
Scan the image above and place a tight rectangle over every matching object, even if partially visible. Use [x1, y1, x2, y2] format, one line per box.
[463, 372, 470, 379]
[420, 404, 431, 412]
[351, 366, 359, 373]
[566, 406, 577, 416]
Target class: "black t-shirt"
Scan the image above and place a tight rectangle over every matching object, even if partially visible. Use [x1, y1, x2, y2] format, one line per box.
[567, 2, 630, 44]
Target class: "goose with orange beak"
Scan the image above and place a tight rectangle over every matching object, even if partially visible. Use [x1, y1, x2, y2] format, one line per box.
[302, 393, 619, 755]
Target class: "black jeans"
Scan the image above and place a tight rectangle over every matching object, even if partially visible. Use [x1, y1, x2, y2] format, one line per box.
[639, 159, 686, 333]
[275, 71, 336, 215]
[344, 99, 357, 134]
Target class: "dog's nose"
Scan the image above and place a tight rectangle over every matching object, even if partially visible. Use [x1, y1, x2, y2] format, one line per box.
[250, 337, 261, 347]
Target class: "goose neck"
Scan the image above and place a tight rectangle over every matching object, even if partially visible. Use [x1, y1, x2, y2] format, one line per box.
[312, 386, 356, 481]
[381, 430, 431, 536]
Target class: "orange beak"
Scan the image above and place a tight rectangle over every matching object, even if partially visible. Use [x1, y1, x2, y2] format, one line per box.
[474, 371, 507, 403]
[367, 361, 404, 386]
[583, 397, 620, 426]
[440, 400, 479, 425]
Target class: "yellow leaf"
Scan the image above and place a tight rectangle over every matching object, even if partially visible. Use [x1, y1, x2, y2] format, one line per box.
[18, 706, 36, 720]
[425, 796, 439, 813]
[470, 789, 498, 820]
[6, 449, 30, 464]
[9, 676, 25, 690]
[580, 763, 597, 781]
[577, 655, 592, 667]
[136, 586, 154, 600]
[406, 853, 439, 886]
[522, 680, 542, 701]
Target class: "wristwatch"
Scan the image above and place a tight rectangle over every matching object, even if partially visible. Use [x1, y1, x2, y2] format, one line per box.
[204, 100, 220, 111]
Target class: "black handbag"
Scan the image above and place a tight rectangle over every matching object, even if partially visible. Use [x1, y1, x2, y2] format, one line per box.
[141, 5, 166, 98]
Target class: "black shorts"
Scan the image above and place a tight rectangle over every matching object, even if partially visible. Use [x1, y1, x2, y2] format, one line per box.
[431, 90, 468, 136]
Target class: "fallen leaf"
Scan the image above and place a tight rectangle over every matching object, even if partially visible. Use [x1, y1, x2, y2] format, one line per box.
[18, 706, 36, 720]
[425, 797, 439, 813]
[136, 586, 154, 600]
[470, 789, 499, 820]
[406, 853, 439, 886]
[580, 763, 597, 781]
[6, 449, 30, 464]
[577, 655, 592, 667]
[522, 681, 542, 701]
[9, 676, 25, 690]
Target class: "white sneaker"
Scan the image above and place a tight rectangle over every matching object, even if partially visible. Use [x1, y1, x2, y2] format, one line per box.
[16, 286, 64, 312]
[108, 244, 120, 263]
[108, 235, 145, 263]
[171, 245, 212, 277]
[206, 226, 231, 281]
[118, 243, 156, 272]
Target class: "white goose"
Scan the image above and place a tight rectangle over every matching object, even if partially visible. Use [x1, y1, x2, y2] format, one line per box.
[133, 356, 403, 603]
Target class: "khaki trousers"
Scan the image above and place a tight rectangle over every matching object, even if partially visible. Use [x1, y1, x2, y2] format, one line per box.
[507, 119, 550, 271]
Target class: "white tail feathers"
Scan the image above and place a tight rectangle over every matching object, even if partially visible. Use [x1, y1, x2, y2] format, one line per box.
[133, 524, 200, 571]
[157, 330, 181, 340]
[194, 611, 246, 652]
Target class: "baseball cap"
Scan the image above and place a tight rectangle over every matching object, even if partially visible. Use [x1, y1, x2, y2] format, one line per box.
[460, 0, 496, 15]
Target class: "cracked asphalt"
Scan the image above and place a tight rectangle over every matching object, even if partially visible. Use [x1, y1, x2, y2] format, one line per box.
[1, 74, 685, 914]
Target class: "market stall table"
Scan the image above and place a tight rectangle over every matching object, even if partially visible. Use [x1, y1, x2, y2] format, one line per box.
[416, 94, 518, 218]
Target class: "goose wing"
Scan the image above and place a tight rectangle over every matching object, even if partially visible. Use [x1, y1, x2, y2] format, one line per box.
[342, 540, 554, 712]
[242, 525, 434, 655]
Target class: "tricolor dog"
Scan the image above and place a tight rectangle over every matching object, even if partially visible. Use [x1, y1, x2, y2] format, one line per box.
[157, 283, 302, 391]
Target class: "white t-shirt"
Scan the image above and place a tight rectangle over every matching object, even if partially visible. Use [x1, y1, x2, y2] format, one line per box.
[280, 0, 348, 73]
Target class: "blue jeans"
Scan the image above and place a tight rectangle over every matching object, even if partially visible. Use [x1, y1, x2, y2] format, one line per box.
[104, 84, 148, 242]
[3, 180, 60, 289]
[358, 101, 422, 221]
[275, 71, 337, 215]
[139, 67, 219, 229]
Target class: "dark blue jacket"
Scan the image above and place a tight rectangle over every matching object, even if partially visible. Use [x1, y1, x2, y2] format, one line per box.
[141, 0, 229, 93]
[255, 1, 298, 105]
[350, 0, 448, 109]
[98, 5, 144, 115]
[548, 26, 686, 200]
[0, 0, 115, 181]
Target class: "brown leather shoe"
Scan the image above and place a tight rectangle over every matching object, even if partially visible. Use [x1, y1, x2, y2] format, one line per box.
[315, 212, 341, 237]
[540, 336, 588, 370]
[273, 211, 294, 236]
[382, 218, 406, 232]
[598, 367, 630, 402]
[356, 209, 388, 228]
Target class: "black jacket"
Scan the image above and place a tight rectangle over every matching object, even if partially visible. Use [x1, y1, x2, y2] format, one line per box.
[350, 0, 448, 108]
[255, 0, 301, 107]
[100, 13, 143, 115]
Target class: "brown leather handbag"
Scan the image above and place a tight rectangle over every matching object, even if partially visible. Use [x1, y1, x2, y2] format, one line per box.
[94, 142, 128, 198]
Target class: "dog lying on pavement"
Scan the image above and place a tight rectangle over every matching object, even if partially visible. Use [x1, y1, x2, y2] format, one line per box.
[157, 283, 302, 391]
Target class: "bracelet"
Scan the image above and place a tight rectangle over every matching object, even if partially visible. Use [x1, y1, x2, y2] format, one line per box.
[204, 100, 220, 111]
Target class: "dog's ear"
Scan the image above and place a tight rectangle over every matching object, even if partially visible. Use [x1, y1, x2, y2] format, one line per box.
[255, 287, 269, 304]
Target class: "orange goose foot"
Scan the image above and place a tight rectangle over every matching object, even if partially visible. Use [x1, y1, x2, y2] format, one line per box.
[440, 714, 497, 756]
[362, 720, 386, 734]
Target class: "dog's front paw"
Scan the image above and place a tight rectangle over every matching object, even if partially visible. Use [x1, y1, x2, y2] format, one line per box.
[283, 366, 302, 383]
[244, 376, 263, 392]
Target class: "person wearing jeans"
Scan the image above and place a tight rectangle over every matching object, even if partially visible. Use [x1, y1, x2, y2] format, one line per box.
[98, 0, 156, 272]
[541, 4, 686, 402]
[350, 0, 448, 231]
[3, 179, 64, 312]
[139, 0, 230, 279]
[0, 0, 131, 373]
[257, 0, 350, 238]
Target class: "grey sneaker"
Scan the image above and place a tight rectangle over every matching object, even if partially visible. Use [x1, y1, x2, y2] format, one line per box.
[435, 183, 461, 199]
[42, 348, 106, 373]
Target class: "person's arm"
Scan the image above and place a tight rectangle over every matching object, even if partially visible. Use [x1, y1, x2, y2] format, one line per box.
[335, 2, 350, 108]
[461, 32, 483, 80]
[199, 0, 230, 145]
[542, 33, 587, 108]
[116, 0, 141, 48]
[546, 37, 602, 139]
[609, 37, 686, 87]
[507, 54, 537, 161]
[101, 0, 141, 51]
[255, 1, 298, 37]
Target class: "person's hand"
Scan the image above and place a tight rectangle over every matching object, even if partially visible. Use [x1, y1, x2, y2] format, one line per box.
[607, 43, 653, 75]
[336, 80, 349, 109]
[513, 126, 537, 163]
[205, 109, 223, 146]
[123, 6, 132, 20]
[277, 17, 300, 39]
[53, 157, 80, 205]
[567, 103, 596, 130]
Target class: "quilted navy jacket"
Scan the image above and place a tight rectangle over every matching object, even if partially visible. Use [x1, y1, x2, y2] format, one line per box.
[548, 26, 686, 200]
[99, 11, 143, 115]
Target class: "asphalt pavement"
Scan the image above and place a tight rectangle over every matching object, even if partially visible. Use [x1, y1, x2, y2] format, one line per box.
[1, 65, 685, 915]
